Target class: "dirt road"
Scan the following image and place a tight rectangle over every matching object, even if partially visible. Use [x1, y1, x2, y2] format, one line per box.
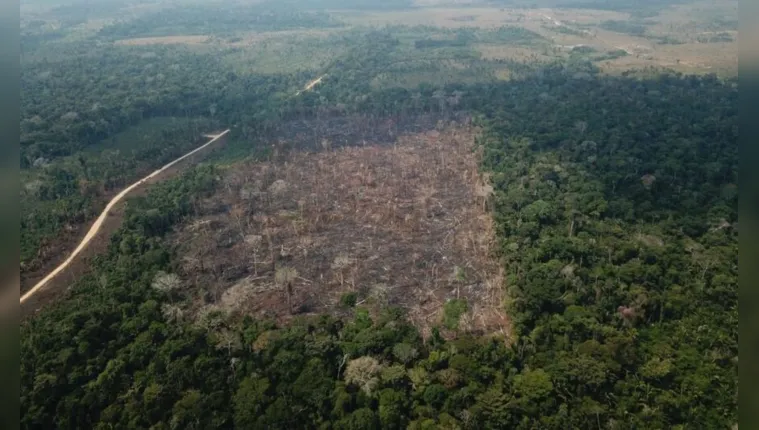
[20, 129, 231, 304]
[295, 75, 325, 96]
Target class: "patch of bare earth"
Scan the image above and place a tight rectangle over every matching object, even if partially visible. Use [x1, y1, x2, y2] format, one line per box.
[171, 123, 509, 339]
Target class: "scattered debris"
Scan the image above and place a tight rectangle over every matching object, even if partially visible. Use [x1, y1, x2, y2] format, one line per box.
[171, 122, 510, 339]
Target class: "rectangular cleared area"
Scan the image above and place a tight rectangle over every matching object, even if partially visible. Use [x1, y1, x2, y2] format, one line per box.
[172, 123, 509, 338]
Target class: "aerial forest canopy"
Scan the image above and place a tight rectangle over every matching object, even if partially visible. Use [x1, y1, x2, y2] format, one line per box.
[21, 67, 737, 429]
[20, 0, 737, 428]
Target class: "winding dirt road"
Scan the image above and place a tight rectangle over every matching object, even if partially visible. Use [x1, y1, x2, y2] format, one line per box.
[20, 129, 231, 304]
[294, 75, 325, 96]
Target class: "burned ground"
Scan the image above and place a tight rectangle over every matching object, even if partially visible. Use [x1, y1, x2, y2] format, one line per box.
[169, 122, 509, 339]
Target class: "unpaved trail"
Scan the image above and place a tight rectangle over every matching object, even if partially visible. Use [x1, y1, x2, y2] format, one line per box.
[295, 75, 325, 96]
[20, 129, 231, 304]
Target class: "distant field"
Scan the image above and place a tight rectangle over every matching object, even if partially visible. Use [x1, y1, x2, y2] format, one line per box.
[331, 7, 626, 29]
[24, 0, 738, 79]
[221, 31, 350, 74]
[115, 35, 211, 45]
[225, 28, 341, 45]
[597, 39, 738, 76]
[330, 1, 738, 76]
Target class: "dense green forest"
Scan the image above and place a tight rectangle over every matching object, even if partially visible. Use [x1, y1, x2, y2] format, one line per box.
[18, 21, 490, 278]
[19, 39, 306, 278]
[22, 0, 737, 277]
[20, 0, 738, 426]
[21, 64, 737, 428]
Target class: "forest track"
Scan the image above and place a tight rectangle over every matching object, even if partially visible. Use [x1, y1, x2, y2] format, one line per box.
[20, 129, 231, 305]
[295, 74, 325, 96]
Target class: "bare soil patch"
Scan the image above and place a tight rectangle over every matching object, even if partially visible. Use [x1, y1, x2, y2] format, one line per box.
[171, 123, 509, 339]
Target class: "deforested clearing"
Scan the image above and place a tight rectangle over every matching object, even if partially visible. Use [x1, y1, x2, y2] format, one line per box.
[171, 123, 509, 339]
